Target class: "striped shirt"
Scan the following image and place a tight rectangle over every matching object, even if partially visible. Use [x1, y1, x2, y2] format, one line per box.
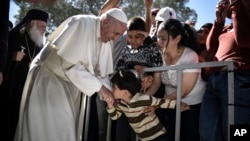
[107, 93, 176, 141]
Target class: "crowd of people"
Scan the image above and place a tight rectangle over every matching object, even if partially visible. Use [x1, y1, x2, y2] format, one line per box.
[0, 0, 250, 141]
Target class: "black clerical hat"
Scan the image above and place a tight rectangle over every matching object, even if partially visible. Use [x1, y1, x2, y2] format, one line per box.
[23, 9, 48, 23]
[11, 9, 48, 33]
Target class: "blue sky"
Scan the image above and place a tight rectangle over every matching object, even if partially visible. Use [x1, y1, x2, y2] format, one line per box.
[9, 0, 224, 30]
[187, 0, 218, 29]
[9, 1, 19, 25]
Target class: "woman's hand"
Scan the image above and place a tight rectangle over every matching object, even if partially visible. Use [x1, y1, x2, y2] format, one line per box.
[180, 102, 190, 112]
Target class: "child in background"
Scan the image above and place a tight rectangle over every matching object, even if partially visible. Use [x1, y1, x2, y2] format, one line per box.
[106, 70, 190, 141]
[116, 16, 162, 95]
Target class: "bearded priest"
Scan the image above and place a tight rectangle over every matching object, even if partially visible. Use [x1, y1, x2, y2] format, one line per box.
[1, 9, 48, 141]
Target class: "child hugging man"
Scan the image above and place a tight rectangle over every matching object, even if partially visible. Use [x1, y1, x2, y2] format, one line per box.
[106, 70, 189, 141]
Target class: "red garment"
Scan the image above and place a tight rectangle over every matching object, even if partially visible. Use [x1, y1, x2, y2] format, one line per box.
[206, 1, 250, 71]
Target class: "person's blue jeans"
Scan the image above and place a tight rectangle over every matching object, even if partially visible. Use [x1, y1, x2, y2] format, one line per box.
[200, 70, 250, 141]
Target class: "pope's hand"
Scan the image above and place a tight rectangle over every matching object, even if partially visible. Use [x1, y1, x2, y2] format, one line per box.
[99, 85, 114, 104]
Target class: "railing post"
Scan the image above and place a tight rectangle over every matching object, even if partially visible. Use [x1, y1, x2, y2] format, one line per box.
[106, 117, 112, 141]
[84, 96, 91, 141]
[175, 69, 183, 141]
[78, 94, 87, 141]
[228, 62, 234, 141]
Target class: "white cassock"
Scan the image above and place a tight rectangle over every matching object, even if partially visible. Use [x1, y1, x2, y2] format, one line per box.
[14, 15, 113, 141]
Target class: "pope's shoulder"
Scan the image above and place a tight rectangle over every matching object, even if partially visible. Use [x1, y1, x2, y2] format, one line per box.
[67, 14, 98, 22]
[61, 14, 98, 27]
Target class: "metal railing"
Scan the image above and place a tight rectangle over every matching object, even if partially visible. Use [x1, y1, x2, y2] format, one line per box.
[83, 61, 235, 141]
[144, 61, 234, 141]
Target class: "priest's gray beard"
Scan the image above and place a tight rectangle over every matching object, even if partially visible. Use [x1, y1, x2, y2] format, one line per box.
[28, 25, 46, 48]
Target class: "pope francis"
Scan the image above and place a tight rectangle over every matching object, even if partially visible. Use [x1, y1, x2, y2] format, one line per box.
[14, 8, 127, 141]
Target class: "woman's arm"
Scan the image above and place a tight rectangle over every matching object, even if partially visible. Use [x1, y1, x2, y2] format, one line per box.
[144, 72, 161, 96]
[206, 0, 228, 54]
[165, 72, 199, 100]
[230, 0, 250, 47]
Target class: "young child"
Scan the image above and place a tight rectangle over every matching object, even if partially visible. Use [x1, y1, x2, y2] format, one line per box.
[106, 70, 189, 141]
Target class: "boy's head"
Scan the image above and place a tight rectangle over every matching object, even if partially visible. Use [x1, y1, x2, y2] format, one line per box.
[126, 16, 147, 48]
[110, 70, 141, 99]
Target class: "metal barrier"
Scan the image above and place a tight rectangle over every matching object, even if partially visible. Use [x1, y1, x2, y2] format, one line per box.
[144, 61, 234, 141]
[83, 61, 235, 141]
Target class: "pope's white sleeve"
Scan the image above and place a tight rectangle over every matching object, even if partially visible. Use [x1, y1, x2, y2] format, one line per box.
[96, 76, 112, 101]
[65, 63, 102, 96]
[99, 76, 112, 91]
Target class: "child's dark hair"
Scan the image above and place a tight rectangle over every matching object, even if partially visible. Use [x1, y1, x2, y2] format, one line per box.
[110, 70, 141, 96]
[127, 16, 146, 32]
[159, 19, 201, 54]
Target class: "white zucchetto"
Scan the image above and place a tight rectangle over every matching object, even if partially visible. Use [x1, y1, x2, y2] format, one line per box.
[106, 8, 128, 24]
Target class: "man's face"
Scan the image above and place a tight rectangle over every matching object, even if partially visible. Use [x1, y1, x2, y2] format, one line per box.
[28, 20, 47, 47]
[100, 18, 127, 43]
[197, 27, 210, 44]
[33, 20, 47, 35]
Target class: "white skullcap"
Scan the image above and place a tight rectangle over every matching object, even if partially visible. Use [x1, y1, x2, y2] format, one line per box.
[155, 7, 177, 22]
[106, 8, 128, 24]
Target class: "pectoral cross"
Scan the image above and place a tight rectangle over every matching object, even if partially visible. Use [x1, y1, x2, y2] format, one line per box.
[21, 46, 31, 67]
[21, 46, 26, 52]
